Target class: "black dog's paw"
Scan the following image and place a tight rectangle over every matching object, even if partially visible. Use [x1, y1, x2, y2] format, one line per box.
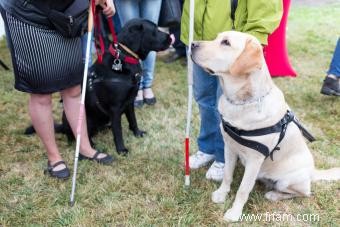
[24, 125, 36, 135]
[133, 129, 147, 138]
[117, 148, 129, 156]
[89, 138, 96, 148]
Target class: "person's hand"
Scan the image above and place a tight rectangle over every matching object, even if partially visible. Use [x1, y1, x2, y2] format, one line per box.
[95, 0, 105, 6]
[95, 0, 115, 17]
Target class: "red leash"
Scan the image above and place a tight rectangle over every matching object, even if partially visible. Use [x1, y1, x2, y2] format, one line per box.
[92, 4, 138, 65]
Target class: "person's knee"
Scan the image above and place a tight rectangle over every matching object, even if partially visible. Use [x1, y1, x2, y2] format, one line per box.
[194, 86, 216, 107]
[193, 76, 218, 104]
[62, 85, 81, 98]
[30, 94, 52, 106]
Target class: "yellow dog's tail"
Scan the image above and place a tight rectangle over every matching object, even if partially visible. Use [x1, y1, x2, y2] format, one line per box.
[312, 168, 340, 181]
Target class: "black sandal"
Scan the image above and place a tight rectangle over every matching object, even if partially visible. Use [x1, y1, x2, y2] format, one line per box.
[79, 151, 114, 165]
[144, 97, 156, 105]
[44, 160, 70, 180]
[143, 88, 157, 105]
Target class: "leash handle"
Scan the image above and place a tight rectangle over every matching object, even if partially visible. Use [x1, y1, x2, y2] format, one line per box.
[92, 2, 118, 63]
[93, 3, 104, 63]
[107, 17, 118, 44]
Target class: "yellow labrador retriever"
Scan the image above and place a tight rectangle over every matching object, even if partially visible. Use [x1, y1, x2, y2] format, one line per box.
[191, 31, 340, 222]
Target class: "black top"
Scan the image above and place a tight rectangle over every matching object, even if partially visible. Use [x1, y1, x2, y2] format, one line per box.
[0, 0, 76, 27]
[47, 0, 75, 11]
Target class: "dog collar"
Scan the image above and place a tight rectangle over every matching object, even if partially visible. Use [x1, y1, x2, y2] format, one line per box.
[118, 43, 139, 60]
[109, 44, 139, 65]
[225, 87, 273, 106]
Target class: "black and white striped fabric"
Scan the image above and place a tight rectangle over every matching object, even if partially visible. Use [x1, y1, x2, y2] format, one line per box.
[2, 10, 84, 94]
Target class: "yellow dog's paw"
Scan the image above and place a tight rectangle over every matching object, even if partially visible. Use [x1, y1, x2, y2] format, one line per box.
[223, 208, 242, 222]
[264, 191, 280, 201]
[212, 189, 228, 204]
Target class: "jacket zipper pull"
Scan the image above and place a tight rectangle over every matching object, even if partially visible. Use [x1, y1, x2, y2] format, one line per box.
[69, 16, 74, 26]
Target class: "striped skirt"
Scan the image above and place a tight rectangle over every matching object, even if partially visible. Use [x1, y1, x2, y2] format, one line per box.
[1, 8, 83, 94]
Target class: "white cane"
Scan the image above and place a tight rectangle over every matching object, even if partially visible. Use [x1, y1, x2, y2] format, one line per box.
[70, 1, 94, 206]
[184, 0, 195, 187]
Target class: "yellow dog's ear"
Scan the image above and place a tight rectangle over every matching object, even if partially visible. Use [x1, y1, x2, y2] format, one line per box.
[229, 38, 263, 76]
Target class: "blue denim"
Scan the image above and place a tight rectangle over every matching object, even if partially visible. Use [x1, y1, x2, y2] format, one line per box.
[193, 63, 225, 163]
[115, 0, 162, 89]
[113, 13, 122, 34]
[327, 38, 340, 78]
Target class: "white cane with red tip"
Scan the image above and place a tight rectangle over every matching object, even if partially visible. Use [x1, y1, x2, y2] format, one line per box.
[70, 1, 94, 206]
[184, 0, 195, 186]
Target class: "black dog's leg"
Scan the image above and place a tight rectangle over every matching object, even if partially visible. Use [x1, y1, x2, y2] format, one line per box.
[0, 59, 10, 70]
[24, 122, 65, 135]
[111, 108, 128, 155]
[85, 121, 96, 148]
[62, 111, 96, 147]
[125, 103, 146, 137]
[61, 112, 76, 143]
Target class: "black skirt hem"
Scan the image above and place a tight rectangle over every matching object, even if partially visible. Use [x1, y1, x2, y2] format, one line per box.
[14, 79, 83, 94]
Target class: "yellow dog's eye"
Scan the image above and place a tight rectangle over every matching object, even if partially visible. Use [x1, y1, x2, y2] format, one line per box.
[221, 39, 230, 46]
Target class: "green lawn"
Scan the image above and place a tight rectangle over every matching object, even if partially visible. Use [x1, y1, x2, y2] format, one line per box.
[0, 3, 339, 226]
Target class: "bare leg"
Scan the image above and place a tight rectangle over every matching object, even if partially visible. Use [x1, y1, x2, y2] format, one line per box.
[60, 85, 106, 158]
[29, 94, 65, 170]
[224, 158, 264, 222]
[212, 147, 237, 203]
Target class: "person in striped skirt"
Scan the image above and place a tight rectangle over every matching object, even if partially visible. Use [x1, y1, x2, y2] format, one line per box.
[0, 0, 115, 179]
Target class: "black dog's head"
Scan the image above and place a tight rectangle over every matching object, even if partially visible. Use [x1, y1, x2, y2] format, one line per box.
[118, 19, 173, 60]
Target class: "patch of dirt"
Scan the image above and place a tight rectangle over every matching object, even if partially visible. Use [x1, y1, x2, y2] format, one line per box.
[292, 0, 340, 6]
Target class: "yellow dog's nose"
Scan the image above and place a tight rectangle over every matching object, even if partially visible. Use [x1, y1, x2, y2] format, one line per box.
[191, 42, 199, 50]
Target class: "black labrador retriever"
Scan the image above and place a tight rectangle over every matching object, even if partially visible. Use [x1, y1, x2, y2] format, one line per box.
[26, 19, 173, 155]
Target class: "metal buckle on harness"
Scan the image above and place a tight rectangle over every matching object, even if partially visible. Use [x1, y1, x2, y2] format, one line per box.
[88, 71, 96, 90]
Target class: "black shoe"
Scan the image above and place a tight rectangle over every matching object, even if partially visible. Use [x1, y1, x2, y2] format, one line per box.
[144, 97, 157, 105]
[164, 52, 185, 64]
[79, 150, 114, 165]
[44, 160, 70, 180]
[320, 76, 340, 96]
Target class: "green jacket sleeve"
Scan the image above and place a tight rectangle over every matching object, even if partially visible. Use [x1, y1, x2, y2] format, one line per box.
[241, 0, 283, 45]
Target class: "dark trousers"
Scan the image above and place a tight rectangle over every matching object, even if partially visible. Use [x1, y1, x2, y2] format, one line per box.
[169, 0, 186, 57]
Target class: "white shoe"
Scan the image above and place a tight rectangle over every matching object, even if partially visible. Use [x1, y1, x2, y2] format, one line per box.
[189, 150, 214, 169]
[206, 161, 224, 182]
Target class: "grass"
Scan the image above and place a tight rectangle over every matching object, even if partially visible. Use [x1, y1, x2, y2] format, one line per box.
[0, 3, 339, 226]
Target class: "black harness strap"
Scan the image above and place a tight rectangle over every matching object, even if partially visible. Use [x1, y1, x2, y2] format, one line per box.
[87, 71, 110, 116]
[0, 59, 10, 71]
[292, 117, 316, 142]
[222, 122, 271, 157]
[221, 110, 315, 160]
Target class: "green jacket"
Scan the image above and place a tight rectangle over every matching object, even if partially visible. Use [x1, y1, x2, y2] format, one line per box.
[181, 0, 283, 45]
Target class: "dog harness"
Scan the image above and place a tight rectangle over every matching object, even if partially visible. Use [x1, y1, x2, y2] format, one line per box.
[87, 66, 141, 117]
[221, 110, 316, 160]
[87, 70, 110, 116]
